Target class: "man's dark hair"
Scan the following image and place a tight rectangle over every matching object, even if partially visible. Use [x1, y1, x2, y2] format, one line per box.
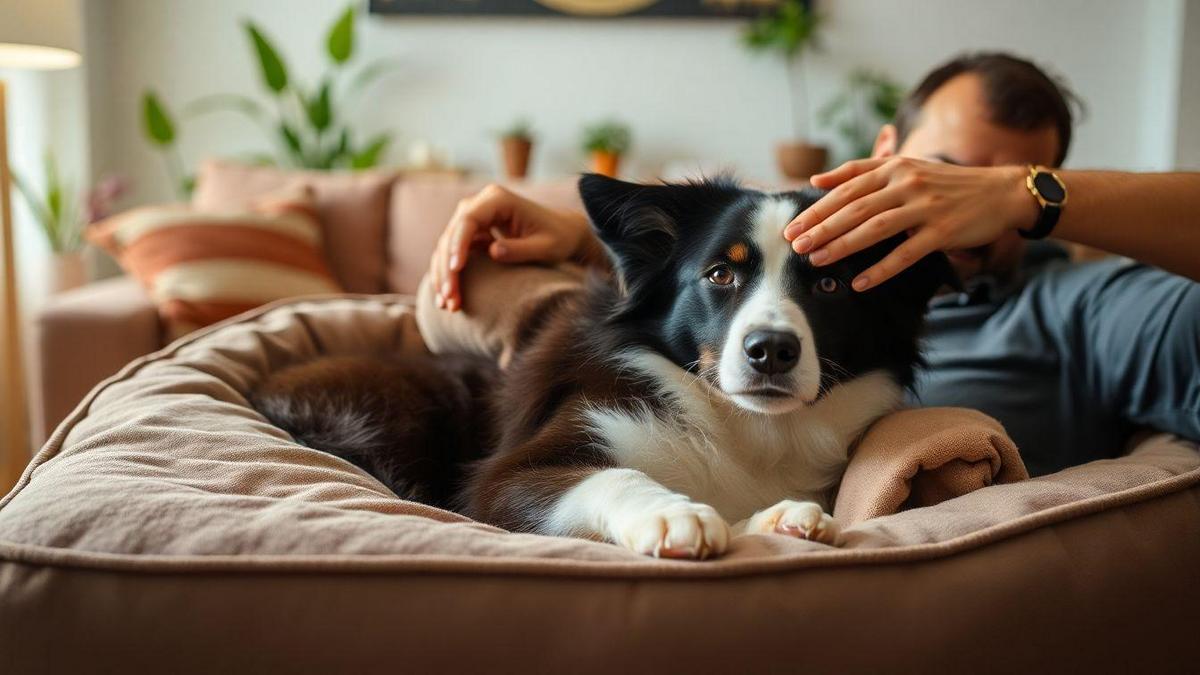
[894, 52, 1081, 166]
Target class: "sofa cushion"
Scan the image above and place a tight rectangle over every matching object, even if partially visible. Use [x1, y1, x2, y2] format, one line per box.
[30, 275, 160, 446]
[87, 190, 341, 338]
[387, 178, 583, 293]
[192, 159, 395, 294]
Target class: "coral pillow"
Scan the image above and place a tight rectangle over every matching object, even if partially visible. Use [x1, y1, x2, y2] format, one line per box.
[88, 190, 342, 338]
[192, 159, 395, 294]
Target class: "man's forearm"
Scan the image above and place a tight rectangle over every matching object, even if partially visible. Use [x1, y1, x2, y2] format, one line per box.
[1051, 171, 1200, 282]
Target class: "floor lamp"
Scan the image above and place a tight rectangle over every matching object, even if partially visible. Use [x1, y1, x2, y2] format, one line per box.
[0, 1, 81, 492]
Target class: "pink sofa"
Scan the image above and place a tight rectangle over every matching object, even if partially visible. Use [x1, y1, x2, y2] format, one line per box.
[31, 160, 584, 445]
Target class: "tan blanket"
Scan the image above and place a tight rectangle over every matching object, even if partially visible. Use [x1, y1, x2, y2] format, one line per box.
[416, 258, 1028, 520]
[836, 407, 1026, 523]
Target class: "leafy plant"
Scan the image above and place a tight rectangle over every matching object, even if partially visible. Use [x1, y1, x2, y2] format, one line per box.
[818, 69, 904, 160]
[142, 5, 396, 198]
[581, 120, 632, 155]
[10, 152, 127, 254]
[741, 0, 822, 139]
[498, 117, 535, 142]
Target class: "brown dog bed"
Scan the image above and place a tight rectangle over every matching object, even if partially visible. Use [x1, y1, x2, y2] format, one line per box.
[1, 295, 1197, 674]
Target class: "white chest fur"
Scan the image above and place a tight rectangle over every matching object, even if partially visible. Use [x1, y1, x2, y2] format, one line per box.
[581, 351, 902, 523]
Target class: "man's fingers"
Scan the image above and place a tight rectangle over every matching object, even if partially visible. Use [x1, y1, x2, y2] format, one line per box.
[807, 206, 920, 267]
[489, 233, 556, 263]
[448, 214, 481, 272]
[431, 185, 521, 312]
[800, 187, 909, 263]
[443, 225, 474, 311]
[448, 185, 513, 270]
[441, 207, 490, 311]
[808, 157, 888, 190]
[786, 168, 891, 244]
[851, 230, 940, 291]
[434, 233, 453, 309]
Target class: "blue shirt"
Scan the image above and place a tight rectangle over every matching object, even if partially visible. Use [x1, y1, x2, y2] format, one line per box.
[909, 244, 1200, 476]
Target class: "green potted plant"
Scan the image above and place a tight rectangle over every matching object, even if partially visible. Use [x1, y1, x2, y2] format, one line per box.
[742, 0, 827, 180]
[818, 68, 904, 161]
[142, 5, 395, 197]
[11, 152, 126, 293]
[581, 120, 632, 178]
[498, 117, 535, 180]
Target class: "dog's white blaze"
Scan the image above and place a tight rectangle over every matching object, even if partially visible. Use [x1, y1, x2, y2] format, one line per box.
[718, 196, 821, 413]
[581, 350, 902, 523]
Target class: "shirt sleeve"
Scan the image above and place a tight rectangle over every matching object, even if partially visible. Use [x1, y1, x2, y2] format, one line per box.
[1049, 259, 1200, 442]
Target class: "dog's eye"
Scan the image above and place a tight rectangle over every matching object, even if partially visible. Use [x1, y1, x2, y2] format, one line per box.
[706, 265, 735, 287]
[815, 277, 841, 294]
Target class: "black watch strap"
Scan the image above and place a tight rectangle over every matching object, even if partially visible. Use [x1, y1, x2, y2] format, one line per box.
[1019, 166, 1067, 240]
[1019, 202, 1061, 240]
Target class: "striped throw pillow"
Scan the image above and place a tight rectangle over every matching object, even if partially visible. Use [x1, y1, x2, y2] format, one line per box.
[88, 190, 342, 338]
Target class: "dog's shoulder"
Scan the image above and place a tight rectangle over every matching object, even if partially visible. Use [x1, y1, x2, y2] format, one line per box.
[496, 274, 672, 443]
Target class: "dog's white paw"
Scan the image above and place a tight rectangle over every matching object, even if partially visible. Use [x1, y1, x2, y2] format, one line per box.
[613, 501, 730, 560]
[745, 500, 839, 545]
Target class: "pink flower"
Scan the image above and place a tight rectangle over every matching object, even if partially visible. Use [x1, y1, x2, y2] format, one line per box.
[85, 175, 129, 224]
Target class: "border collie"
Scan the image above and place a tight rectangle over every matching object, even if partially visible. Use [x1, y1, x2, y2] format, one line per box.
[253, 174, 951, 559]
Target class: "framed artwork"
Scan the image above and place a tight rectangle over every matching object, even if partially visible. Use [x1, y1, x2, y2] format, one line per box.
[368, 0, 783, 18]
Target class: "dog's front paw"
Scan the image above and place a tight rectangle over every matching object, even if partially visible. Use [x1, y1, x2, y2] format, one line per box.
[613, 501, 730, 560]
[745, 500, 839, 545]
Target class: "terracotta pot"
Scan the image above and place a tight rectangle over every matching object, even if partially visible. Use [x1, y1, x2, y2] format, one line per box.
[500, 137, 533, 180]
[47, 251, 87, 294]
[775, 141, 829, 181]
[590, 150, 621, 178]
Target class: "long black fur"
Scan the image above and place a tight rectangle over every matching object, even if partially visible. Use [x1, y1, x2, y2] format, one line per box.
[251, 353, 498, 509]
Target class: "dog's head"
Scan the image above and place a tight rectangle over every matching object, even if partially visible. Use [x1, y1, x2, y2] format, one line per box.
[579, 173, 954, 415]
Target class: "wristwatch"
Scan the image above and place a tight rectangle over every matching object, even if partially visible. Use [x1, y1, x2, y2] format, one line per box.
[1019, 165, 1068, 239]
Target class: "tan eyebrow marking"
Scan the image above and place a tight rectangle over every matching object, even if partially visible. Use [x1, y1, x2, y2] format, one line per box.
[727, 242, 749, 263]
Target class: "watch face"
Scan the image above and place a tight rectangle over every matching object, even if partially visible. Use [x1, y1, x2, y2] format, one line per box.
[1033, 172, 1066, 203]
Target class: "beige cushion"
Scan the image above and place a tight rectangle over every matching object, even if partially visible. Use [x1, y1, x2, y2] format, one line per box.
[387, 177, 583, 293]
[192, 159, 395, 294]
[2, 295, 1198, 673]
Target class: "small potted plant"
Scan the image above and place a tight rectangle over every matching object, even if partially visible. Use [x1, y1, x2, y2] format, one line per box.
[497, 117, 535, 179]
[742, 0, 827, 180]
[11, 152, 127, 293]
[581, 120, 632, 178]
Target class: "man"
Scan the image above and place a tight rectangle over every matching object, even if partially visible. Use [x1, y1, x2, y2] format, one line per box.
[429, 52, 1200, 476]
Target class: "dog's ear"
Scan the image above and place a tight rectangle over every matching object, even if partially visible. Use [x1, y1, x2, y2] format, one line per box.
[578, 173, 678, 301]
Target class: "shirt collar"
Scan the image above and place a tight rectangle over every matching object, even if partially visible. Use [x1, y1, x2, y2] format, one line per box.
[930, 241, 1070, 308]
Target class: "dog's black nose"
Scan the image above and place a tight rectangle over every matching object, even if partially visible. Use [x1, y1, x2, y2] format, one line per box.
[743, 330, 801, 375]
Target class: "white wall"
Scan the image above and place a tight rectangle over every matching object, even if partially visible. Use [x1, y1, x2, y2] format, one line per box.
[1175, 0, 1200, 170]
[88, 0, 1196, 207]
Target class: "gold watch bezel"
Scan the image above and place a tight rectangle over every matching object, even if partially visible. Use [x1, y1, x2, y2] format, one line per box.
[1025, 165, 1068, 209]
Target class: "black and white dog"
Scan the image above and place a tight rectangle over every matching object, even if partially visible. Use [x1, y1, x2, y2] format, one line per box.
[254, 174, 951, 559]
